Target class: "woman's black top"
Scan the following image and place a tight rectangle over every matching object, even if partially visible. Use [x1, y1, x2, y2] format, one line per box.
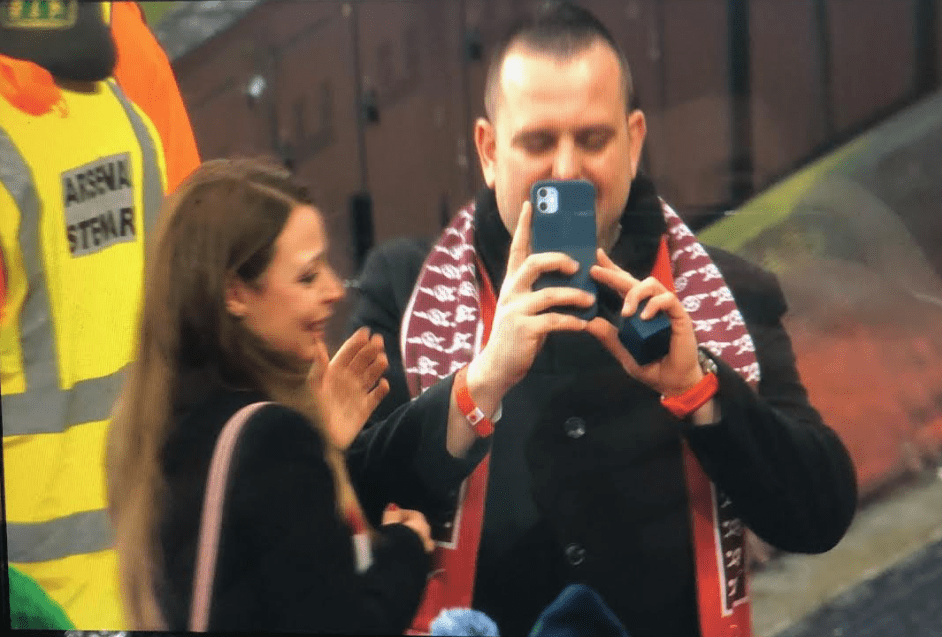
[157, 376, 433, 633]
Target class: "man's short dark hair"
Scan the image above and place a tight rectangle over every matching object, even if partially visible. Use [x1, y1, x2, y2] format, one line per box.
[483, 1, 636, 120]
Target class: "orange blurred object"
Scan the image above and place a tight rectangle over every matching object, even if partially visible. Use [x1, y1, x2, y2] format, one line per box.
[110, 1, 200, 192]
[0, 54, 63, 116]
[789, 320, 942, 496]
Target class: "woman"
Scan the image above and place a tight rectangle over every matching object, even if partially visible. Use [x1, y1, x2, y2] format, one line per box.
[106, 158, 435, 632]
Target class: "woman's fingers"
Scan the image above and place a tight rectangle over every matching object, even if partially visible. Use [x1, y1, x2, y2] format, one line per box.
[381, 507, 434, 553]
[343, 332, 385, 376]
[381, 504, 405, 525]
[399, 510, 434, 553]
[309, 339, 331, 388]
[362, 355, 389, 390]
[365, 378, 390, 413]
[331, 327, 370, 369]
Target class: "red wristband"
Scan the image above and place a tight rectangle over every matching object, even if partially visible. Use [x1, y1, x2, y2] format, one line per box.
[453, 366, 495, 437]
[660, 372, 719, 419]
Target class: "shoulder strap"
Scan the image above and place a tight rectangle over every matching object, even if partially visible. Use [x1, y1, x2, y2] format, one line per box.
[189, 401, 273, 632]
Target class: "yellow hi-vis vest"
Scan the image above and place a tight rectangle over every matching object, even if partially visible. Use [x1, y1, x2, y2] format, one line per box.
[1, 78, 166, 630]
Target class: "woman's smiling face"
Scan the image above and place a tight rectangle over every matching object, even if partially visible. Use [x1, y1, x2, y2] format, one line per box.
[228, 205, 345, 362]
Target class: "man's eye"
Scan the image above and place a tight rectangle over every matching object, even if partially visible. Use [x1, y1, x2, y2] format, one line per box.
[519, 134, 554, 153]
[299, 271, 319, 284]
[580, 130, 612, 151]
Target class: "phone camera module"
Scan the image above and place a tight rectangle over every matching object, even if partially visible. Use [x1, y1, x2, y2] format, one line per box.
[535, 185, 559, 214]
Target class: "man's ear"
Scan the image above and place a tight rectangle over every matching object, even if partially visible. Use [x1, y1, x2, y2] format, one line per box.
[225, 275, 251, 319]
[474, 117, 497, 189]
[626, 109, 647, 180]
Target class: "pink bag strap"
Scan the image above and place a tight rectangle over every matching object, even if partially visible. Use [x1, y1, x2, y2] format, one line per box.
[189, 401, 273, 632]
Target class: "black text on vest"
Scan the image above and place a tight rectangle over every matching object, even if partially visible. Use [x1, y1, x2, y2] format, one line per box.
[62, 153, 137, 257]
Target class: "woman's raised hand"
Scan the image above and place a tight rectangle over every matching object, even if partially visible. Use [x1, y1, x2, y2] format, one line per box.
[311, 327, 390, 450]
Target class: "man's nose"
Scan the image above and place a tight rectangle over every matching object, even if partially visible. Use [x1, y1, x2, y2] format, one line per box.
[551, 139, 580, 180]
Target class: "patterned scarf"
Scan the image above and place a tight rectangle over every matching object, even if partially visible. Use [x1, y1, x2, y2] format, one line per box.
[401, 190, 759, 637]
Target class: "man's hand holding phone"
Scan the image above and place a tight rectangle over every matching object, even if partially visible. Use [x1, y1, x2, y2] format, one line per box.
[464, 201, 594, 410]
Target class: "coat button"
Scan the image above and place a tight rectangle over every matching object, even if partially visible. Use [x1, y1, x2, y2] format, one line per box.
[564, 417, 586, 439]
[564, 543, 586, 566]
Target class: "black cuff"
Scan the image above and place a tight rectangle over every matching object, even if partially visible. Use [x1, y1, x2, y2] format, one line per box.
[678, 350, 745, 437]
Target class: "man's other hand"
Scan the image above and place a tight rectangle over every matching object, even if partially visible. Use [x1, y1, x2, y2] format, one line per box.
[587, 248, 705, 397]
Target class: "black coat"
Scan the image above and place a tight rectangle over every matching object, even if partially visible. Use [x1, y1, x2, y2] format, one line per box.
[346, 178, 858, 637]
[156, 369, 478, 633]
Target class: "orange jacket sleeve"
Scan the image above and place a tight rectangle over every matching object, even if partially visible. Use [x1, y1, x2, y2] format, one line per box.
[110, 1, 200, 193]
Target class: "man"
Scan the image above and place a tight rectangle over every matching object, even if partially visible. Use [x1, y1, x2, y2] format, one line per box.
[347, 3, 857, 636]
[1, 0, 168, 627]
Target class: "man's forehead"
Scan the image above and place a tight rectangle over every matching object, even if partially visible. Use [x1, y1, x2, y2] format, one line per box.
[495, 42, 625, 122]
[500, 42, 603, 86]
[498, 41, 622, 95]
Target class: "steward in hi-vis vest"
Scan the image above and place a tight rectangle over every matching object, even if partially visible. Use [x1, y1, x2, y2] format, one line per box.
[1, 1, 167, 628]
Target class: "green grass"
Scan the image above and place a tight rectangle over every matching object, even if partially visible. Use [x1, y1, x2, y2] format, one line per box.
[140, 1, 179, 28]
[697, 141, 862, 251]
[698, 89, 942, 252]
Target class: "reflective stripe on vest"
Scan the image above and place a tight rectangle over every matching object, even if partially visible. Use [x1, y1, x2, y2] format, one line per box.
[6, 509, 115, 563]
[1, 80, 163, 565]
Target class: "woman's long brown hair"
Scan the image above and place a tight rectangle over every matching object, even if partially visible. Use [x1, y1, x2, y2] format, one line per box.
[106, 158, 366, 629]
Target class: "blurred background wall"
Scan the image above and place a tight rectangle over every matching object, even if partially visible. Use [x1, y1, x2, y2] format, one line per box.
[144, 0, 941, 278]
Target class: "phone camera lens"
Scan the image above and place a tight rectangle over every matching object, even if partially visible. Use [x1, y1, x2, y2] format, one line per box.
[538, 188, 547, 198]
[539, 202, 547, 211]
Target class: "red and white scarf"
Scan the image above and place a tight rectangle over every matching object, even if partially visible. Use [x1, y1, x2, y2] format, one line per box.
[401, 199, 758, 637]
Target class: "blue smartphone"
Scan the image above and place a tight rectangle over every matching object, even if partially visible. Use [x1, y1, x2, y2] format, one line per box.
[530, 179, 598, 320]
